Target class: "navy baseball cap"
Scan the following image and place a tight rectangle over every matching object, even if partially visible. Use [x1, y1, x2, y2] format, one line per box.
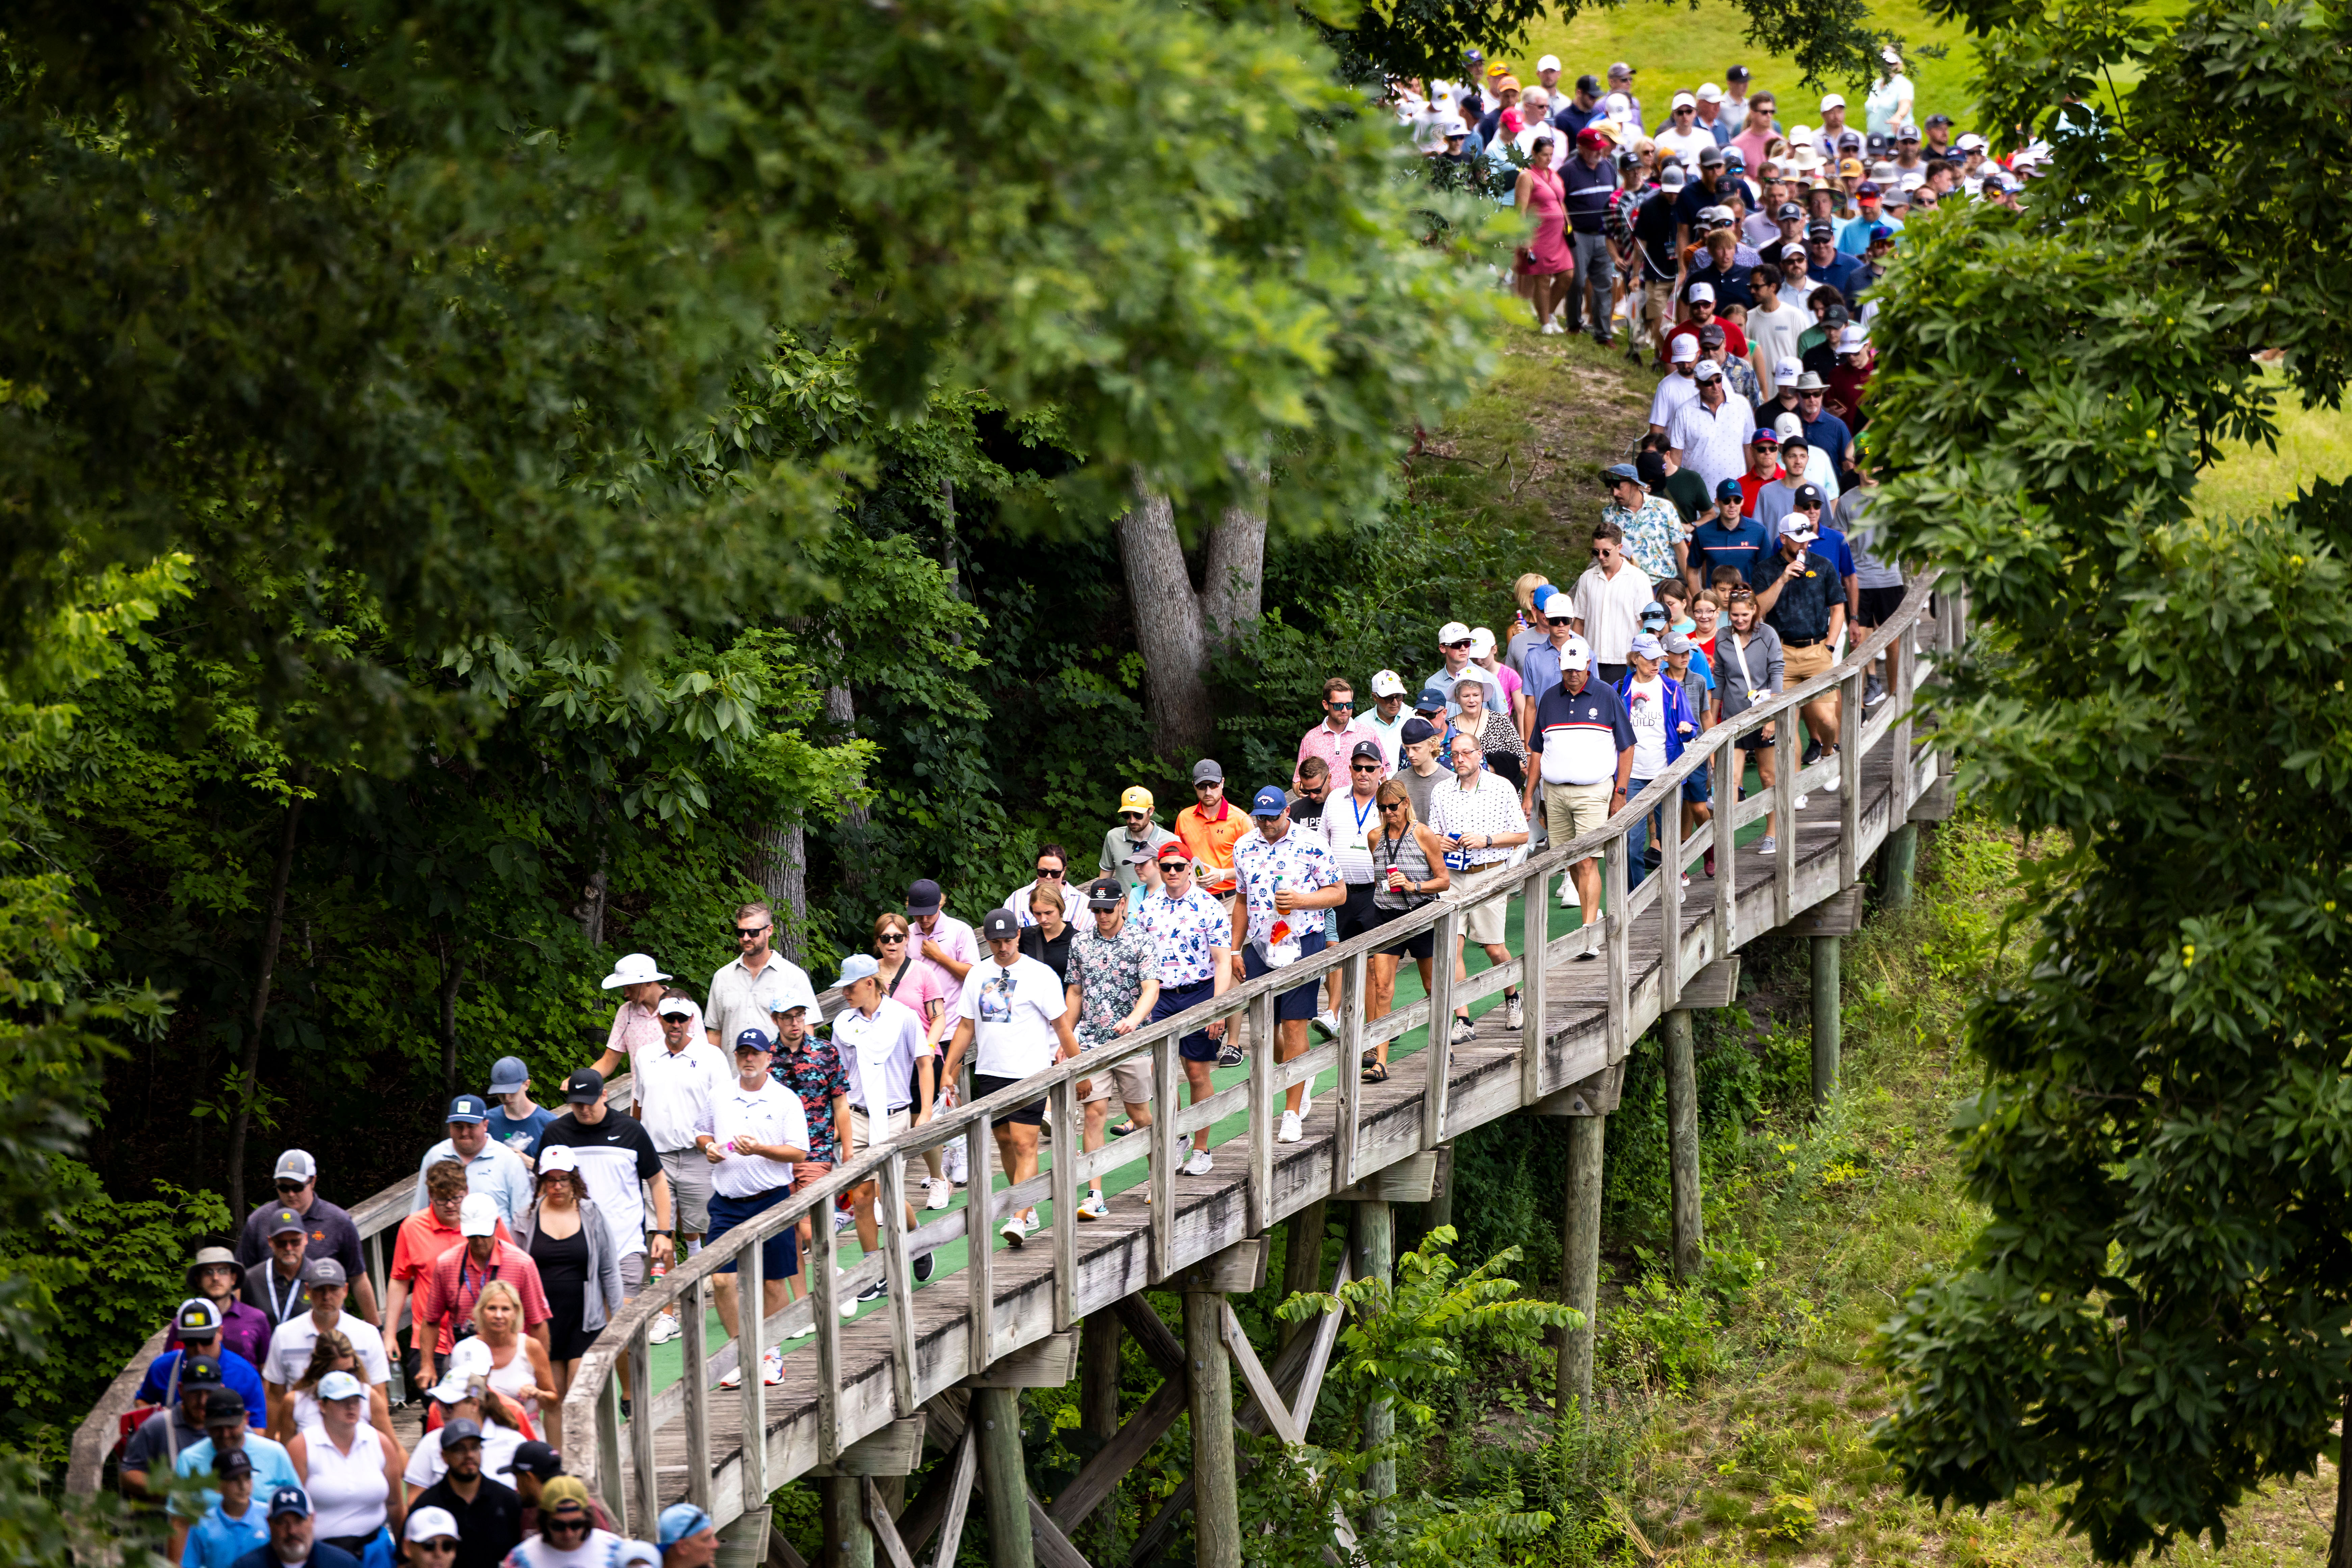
[445, 1094, 487, 1124]
[267, 1486, 310, 1519]
[732, 1027, 774, 1055]
[1250, 786, 1289, 818]
[1715, 477, 1746, 503]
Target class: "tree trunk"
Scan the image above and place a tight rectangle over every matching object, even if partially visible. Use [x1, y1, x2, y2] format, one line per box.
[225, 795, 305, 1219]
[578, 857, 609, 949]
[1200, 459, 1269, 651]
[439, 940, 465, 1100]
[748, 818, 809, 962]
[825, 670, 871, 896]
[2332, 1383, 2352, 1568]
[1117, 481, 1216, 759]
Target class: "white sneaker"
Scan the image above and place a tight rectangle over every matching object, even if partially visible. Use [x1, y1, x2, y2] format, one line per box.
[1277, 1110, 1302, 1144]
[832, 1207, 855, 1232]
[1505, 995, 1524, 1030]
[1793, 792, 1809, 811]
[720, 1363, 743, 1389]
[1076, 1192, 1108, 1221]
[647, 1312, 681, 1347]
[1449, 1016, 1476, 1047]
[761, 1347, 785, 1385]
[1001, 1212, 1033, 1247]
[1820, 764, 1839, 793]
[1312, 1009, 1339, 1040]
[1681, 873, 1692, 889]
[1758, 834, 1778, 854]
[925, 1177, 950, 1211]
[1558, 882, 1579, 908]
[1182, 1148, 1214, 1177]
[839, 1295, 861, 1320]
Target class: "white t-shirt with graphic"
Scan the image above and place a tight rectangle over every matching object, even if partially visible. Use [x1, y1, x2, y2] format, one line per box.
[1627, 677, 1670, 778]
[957, 956, 1069, 1080]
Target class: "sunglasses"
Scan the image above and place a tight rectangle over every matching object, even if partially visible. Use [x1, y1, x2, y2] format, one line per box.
[1324, 698, 1354, 710]
[1546, 616, 1573, 626]
[1351, 762, 1382, 773]
[1161, 862, 1193, 874]
[877, 933, 907, 943]
[735, 925, 769, 940]
[542, 1517, 591, 1537]
[275, 1180, 307, 1194]
[1120, 811, 1147, 823]
[1442, 640, 1472, 651]
[1379, 802, 1406, 813]
[415, 1542, 460, 1555]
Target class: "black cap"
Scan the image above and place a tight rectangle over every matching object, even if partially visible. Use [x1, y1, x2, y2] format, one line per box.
[981, 909, 1019, 941]
[1726, 64, 1751, 81]
[1793, 482, 1825, 507]
[1575, 73, 1602, 95]
[442, 1417, 484, 1445]
[1776, 201, 1805, 220]
[1806, 221, 1835, 240]
[182, 1357, 226, 1391]
[1698, 324, 1726, 347]
[1349, 740, 1384, 765]
[905, 878, 943, 916]
[1925, 112, 1952, 126]
[204, 1389, 247, 1421]
[1399, 716, 1440, 746]
[1084, 878, 1124, 912]
[506, 1441, 564, 1480]
[563, 1067, 604, 1104]
[214, 1449, 255, 1479]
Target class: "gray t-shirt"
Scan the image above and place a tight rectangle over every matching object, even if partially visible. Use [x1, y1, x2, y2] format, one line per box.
[1098, 823, 1179, 890]
[1402, 765, 1443, 827]
[1834, 490, 1906, 591]
[121, 1407, 205, 1475]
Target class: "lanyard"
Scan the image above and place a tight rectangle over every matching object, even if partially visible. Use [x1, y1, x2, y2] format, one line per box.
[266, 1268, 303, 1324]
[459, 1252, 501, 1305]
[1344, 794, 1376, 841]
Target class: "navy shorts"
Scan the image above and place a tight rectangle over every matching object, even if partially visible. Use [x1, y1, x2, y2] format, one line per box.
[708, 1186, 799, 1281]
[1681, 758, 1712, 804]
[1152, 979, 1222, 1063]
[1243, 929, 1329, 1023]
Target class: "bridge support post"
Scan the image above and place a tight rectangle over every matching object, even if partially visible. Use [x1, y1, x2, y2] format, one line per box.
[1811, 935, 1841, 1109]
[1881, 822, 1919, 911]
[714, 1507, 768, 1568]
[1559, 1113, 1605, 1414]
[972, 1388, 1035, 1568]
[1278, 1200, 1328, 1349]
[1185, 1290, 1241, 1568]
[1079, 1312, 1121, 1557]
[821, 1478, 870, 1568]
[1663, 1011, 1703, 1282]
[1352, 1200, 1396, 1520]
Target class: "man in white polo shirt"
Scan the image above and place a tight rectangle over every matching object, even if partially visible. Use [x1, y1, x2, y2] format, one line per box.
[827, 953, 932, 1315]
[697, 1029, 810, 1386]
[1428, 731, 1532, 1046]
[634, 991, 732, 1345]
[939, 911, 1080, 1248]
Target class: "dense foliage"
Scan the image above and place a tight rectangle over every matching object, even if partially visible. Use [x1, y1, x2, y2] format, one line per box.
[1864, 0, 2352, 1558]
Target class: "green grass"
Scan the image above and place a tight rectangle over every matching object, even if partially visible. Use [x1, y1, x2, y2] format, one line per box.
[2196, 367, 2352, 519]
[1501, 0, 1981, 136]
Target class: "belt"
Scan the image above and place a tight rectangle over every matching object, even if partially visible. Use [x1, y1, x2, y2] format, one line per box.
[1781, 635, 1826, 648]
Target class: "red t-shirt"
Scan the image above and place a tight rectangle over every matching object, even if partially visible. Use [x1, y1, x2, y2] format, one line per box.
[1672, 316, 1749, 358]
[390, 1208, 511, 1287]
[1736, 467, 1784, 519]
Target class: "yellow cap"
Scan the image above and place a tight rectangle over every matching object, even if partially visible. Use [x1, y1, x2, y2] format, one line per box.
[1119, 786, 1154, 813]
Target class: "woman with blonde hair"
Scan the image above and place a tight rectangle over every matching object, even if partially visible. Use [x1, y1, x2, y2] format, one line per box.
[1361, 779, 1453, 1080]
[471, 1279, 557, 1430]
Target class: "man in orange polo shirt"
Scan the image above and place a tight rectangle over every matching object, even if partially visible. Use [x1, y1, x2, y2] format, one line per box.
[1173, 760, 1249, 900]
[385, 1160, 511, 1386]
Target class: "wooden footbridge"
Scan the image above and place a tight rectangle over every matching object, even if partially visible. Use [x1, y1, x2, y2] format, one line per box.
[72, 579, 1961, 1568]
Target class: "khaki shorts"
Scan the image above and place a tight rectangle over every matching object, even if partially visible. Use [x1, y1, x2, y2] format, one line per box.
[1544, 779, 1614, 854]
[848, 1104, 910, 1157]
[1453, 861, 1516, 947]
[1783, 640, 1835, 683]
[1076, 1051, 1153, 1107]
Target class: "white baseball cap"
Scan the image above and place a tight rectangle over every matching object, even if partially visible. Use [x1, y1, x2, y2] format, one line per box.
[1671, 90, 1697, 109]
[1775, 411, 1805, 441]
[406, 1509, 461, 1546]
[1536, 54, 1562, 72]
[1467, 628, 1497, 658]
[459, 1193, 500, 1238]
[1956, 133, 1987, 152]
[274, 1149, 318, 1183]
[1775, 356, 1802, 384]
[1605, 91, 1633, 117]
[600, 952, 669, 990]
[1697, 83, 1722, 102]
[1837, 325, 1870, 354]
[1669, 333, 1700, 362]
[1687, 281, 1716, 304]
[1692, 360, 1723, 383]
[1369, 669, 1407, 698]
[1437, 621, 1472, 646]
[1820, 92, 1847, 112]
[537, 1144, 579, 1178]
[1559, 634, 1594, 672]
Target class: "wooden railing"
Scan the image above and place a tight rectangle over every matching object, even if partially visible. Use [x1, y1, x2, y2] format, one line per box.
[553, 572, 1959, 1535]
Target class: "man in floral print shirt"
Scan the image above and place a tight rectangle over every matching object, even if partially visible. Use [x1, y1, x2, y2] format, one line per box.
[1064, 878, 1161, 1219]
[766, 997, 851, 1282]
[1603, 463, 1687, 584]
[1132, 842, 1233, 1177]
[1230, 787, 1345, 1149]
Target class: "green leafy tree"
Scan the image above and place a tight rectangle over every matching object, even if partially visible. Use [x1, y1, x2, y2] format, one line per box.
[1861, 0, 2352, 1559]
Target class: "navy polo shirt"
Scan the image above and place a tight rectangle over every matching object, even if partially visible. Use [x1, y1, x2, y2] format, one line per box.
[1673, 176, 1737, 231]
[1531, 680, 1637, 787]
[1560, 153, 1617, 234]
[1801, 411, 1854, 478]
[1810, 250, 1865, 311]
[1690, 519, 1772, 589]
[1763, 550, 1843, 643]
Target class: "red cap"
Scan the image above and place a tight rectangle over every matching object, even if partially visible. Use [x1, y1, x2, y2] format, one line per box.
[1576, 127, 1611, 149]
[1154, 841, 1191, 863]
